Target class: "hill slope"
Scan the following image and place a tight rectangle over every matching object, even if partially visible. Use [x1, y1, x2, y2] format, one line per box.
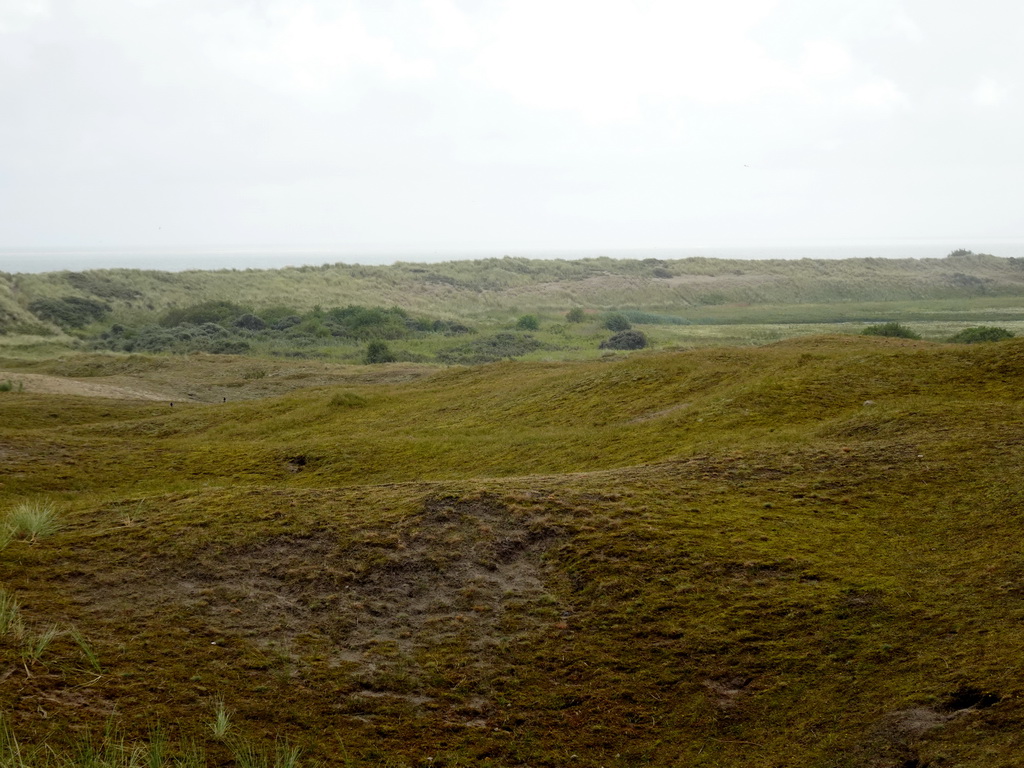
[1, 337, 1024, 767]
[6, 251, 1024, 330]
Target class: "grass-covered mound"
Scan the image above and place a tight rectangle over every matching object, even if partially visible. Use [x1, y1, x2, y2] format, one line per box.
[7, 252, 1024, 364]
[1, 336, 1024, 766]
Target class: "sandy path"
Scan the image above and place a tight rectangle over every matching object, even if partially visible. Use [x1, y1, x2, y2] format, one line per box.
[0, 371, 170, 401]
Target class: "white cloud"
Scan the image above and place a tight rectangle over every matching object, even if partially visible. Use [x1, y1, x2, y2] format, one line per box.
[198, 2, 435, 95]
[467, 0, 793, 123]
[422, 0, 479, 49]
[973, 77, 1010, 107]
[800, 39, 854, 81]
[0, 0, 49, 33]
[848, 78, 909, 112]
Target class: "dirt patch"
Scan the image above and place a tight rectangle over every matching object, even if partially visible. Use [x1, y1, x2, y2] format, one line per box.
[68, 495, 568, 710]
[0, 370, 170, 401]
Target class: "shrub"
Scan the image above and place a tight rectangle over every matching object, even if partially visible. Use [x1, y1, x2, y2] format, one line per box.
[948, 326, 1015, 343]
[273, 315, 303, 330]
[602, 313, 632, 332]
[327, 305, 410, 340]
[28, 296, 111, 328]
[0, 380, 23, 393]
[599, 330, 649, 350]
[516, 314, 540, 331]
[365, 341, 397, 364]
[861, 322, 921, 340]
[235, 313, 267, 331]
[437, 332, 548, 364]
[565, 308, 585, 323]
[258, 305, 302, 325]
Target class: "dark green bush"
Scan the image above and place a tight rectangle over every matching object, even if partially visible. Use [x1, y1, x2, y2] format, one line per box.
[258, 306, 302, 325]
[603, 313, 632, 332]
[95, 322, 239, 354]
[516, 314, 540, 331]
[28, 296, 111, 328]
[272, 316, 303, 330]
[365, 341, 397, 364]
[437, 333, 548, 365]
[326, 305, 409, 340]
[234, 313, 266, 331]
[861, 322, 921, 340]
[948, 326, 1015, 344]
[599, 330, 649, 350]
[565, 308, 585, 323]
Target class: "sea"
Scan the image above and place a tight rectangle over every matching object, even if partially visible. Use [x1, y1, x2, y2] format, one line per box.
[3, 240, 1024, 274]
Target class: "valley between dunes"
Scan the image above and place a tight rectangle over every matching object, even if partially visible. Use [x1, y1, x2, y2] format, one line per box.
[1, 334, 1023, 767]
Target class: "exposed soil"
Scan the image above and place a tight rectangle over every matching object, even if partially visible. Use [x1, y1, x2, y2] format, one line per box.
[0, 370, 169, 400]
[0, 358, 440, 403]
[59, 496, 569, 728]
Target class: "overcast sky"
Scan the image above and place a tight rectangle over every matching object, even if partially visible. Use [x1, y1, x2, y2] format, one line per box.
[1, 0, 1022, 254]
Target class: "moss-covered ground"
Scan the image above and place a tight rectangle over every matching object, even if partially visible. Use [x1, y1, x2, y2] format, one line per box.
[1, 336, 1023, 766]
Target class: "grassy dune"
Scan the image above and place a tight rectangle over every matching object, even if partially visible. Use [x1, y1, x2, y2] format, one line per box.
[2, 336, 1024, 766]
[8, 251, 1024, 315]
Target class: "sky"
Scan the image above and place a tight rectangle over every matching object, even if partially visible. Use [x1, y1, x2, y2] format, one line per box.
[1, 0, 1023, 260]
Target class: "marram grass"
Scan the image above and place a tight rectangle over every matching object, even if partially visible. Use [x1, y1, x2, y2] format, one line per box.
[4, 501, 60, 541]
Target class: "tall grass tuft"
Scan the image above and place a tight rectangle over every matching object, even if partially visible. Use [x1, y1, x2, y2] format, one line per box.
[0, 588, 25, 639]
[5, 500, 61, 541]
[230, 739, 311, 768]
[208, 700, 231, 740]
[0, 716, 29, 768]
[23, 624, 61, 666]
[69, 625, 102, 672]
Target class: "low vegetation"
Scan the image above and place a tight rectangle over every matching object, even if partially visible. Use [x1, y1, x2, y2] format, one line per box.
[2, 334, 1024, 765]
[861, 321, 922, 339]
[6, 251, 1024, 364]
[3, 253, 1024, 765]
[599, 329, 648, 350]
[4, 500, 60, 541]
[948, 325, 1015, 343]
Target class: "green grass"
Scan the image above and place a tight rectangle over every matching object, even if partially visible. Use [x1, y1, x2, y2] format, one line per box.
[0, 588, 23, 638]
[7, 253, 1024, 365]
[2, 336, 1024, 765]
[208, 700, 231, 740]
[21, 624, 59, 667]
[5, 501, 60, 541]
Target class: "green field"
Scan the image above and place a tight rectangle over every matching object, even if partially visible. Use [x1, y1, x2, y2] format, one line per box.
[2, 255, 1024, 766]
